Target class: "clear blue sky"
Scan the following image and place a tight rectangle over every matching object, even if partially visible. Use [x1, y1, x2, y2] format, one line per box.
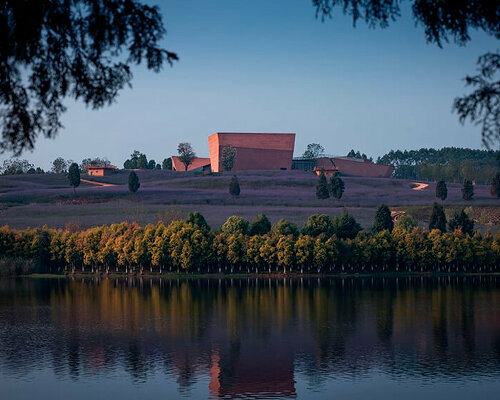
[3, 0, 498, 169]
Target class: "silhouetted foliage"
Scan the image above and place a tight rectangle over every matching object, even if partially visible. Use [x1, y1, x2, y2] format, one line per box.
[316, 171, 330, 199]
[347, 149, 372, 161]
[0, 159, 34, 175]
[491, 172, 500, 197]
[250, 214, 272, 235]
[177, 143, 195, 171]
[436, 180, 447, 201]
[162, 157, 172, 170]
[462, 179, 474, 200]
[429, 202, 447, 232]
[302, 143, 324, 159]
[0, 0, 178, 154]
[128, 171, 140, 193]
[147, 159, 156, 170]
[454, 52, 500, 147]
[448, 209, 474, 235]
[51, 157, 68, 173]
[229, 175, 240, 197]
[372, 205, 393, 233]
[329, 175, 344, 200]
[377, 147, 499, 183]
[312, 1, 500, 145]
[221, 145, 237, 171]
[68, 163, 80, 193]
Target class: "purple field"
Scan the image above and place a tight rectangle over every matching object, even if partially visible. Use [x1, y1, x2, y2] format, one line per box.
[0, 170, 498, 231]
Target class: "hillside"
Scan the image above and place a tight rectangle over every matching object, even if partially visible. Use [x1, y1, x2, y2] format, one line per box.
[0, 170, 498, 231]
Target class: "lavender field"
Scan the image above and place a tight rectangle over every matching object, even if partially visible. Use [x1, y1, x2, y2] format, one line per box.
[0, 170, 498, 231]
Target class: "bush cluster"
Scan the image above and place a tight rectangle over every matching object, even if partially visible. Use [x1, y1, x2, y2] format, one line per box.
[0, 212, 498, 274]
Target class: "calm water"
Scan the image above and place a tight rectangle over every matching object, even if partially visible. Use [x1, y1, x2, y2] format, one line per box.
[0, 276, 499, 399]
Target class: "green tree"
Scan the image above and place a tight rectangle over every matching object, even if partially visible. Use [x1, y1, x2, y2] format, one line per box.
[138, 154, 148, 169]
[491, 172, 500, 197]
[221, 216, 249, 236]
[448, 209, 474, 235]
[372, 204, 394, 233]
[302, 143, 324, 159]
[147, 159, 156, 169]
[51, 157, 68, 173]
[302, 214, 335, 237]
[250, 214, 272, 235]
[128, 171, 140, 193]
[229, 175, 240, 197]
[221, 145, 237, 171]
[316, 170, 330, 199]
[436, 180, 448, 201]
[185, 211, 210, 232]
[462, 179, 474, 200]
[68, 162, 80, 194]
[395, 214, 418, 231]
[0, 0, 177, 154]
[177, 142, 195, 171]
[333, 210, 362, 239]
[429, 202, 447, 232]
[162, 157, 172, 170]
[271, 219, 299, 237]
[329, 175, 345, 200]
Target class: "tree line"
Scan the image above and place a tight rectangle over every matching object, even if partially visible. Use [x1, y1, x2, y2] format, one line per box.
[377, 147, 499, 184]
[1, 211, 498, 275]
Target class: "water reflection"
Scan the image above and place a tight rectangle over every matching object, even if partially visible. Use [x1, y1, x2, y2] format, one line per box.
[0, 276, 499, 399]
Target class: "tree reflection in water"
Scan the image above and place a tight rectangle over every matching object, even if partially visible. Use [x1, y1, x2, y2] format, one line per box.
[0, 276, 499, 399]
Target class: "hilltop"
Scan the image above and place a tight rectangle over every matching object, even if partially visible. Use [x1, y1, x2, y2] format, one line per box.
[0, 170, 498, 231]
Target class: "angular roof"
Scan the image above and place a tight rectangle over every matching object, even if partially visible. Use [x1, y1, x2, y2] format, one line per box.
[171, 156, 211, 171]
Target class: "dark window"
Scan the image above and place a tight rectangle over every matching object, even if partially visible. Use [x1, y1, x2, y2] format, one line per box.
[280, 167, 287, 170]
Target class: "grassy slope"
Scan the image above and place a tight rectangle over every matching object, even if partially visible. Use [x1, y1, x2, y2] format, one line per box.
[0, 170, 498, 231]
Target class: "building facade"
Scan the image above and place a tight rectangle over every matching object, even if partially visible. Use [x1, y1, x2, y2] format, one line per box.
[208, 132, 296, 172]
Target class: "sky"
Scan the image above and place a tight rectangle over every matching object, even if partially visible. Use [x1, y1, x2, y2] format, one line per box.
[2, 0, 498, 170]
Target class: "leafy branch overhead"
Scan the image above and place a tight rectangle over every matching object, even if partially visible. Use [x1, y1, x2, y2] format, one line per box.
[312, 0, 500, 146]
[0, 0, 178, 154]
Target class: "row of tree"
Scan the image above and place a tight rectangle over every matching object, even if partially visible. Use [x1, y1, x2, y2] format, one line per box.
[376, 147, 499, 184]
[1, 210, 498, 273]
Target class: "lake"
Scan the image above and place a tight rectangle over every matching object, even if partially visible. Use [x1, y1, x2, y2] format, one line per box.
[0, 276, 499, 399]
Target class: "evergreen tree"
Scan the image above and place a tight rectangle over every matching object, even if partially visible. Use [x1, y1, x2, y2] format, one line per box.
[436, 180, 447, 201]
[429, 202, 447, 232]
[462, 179, 474, 200]
[186, 211, 210, 232]
[332, 210, 362, 239]
[250, 214, 271, 235]
[229, 175, 240, 196]
[128, 171, 140, 193]
[329, 175, 345, 200]
[316, 171, 329, 199]
[68, 163, 80, 194]
[372, 204, 394, 233]
[221, 145, 237, 171]
[491, 172, 500, 197]
[448, 209, 474, 235]
[162, 157, 172, 170]
[138, 154, 148, 169]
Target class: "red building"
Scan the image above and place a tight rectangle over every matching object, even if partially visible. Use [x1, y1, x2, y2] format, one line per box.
[85, 164, 117, 176]
[208, 132, 296, 172]
[171, 156, 211, 172]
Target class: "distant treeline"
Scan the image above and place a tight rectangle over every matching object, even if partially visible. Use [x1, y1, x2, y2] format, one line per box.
[1, 213, 499, 275]
[376, 147, 499, 184]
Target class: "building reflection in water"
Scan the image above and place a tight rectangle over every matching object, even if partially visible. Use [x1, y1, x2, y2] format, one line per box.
[0, 276, 499, 398]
